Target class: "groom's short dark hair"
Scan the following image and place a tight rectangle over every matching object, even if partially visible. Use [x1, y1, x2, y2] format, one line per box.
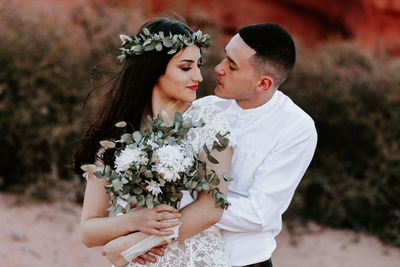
[239, 23, 296, 87]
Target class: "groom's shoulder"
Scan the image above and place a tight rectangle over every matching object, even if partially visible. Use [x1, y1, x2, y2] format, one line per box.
[194, 95, 232, 110]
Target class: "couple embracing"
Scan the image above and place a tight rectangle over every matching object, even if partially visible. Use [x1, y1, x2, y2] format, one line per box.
[73, 17, 317, 267]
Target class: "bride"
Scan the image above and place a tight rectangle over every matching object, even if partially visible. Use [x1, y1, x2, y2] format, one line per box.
[73, 17, 235, 266]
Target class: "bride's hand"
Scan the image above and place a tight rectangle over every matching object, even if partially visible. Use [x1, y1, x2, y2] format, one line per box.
[133, 243, 168, 265]
[130, 204, 181, 236]
[102, 234, 168, 266]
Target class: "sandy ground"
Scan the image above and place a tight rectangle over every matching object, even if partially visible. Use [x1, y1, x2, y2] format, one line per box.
[1, 193, 399, 267]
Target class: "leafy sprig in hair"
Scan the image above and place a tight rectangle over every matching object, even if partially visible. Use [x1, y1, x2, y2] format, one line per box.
[117, 28, 212, 61]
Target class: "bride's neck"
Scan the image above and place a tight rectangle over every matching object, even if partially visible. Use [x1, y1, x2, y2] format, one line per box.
[141, 89, 191, 129]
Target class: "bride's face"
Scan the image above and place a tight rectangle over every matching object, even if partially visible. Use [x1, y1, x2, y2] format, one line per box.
[153, 45, 203, 104]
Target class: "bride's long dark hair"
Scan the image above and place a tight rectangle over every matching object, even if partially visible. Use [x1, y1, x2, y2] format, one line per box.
[73, 18, 195, 175]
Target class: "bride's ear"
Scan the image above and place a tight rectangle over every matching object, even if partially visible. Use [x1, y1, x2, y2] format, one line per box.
[255, 76, 273, 93]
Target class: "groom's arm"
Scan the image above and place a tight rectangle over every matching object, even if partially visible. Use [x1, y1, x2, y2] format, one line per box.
[215, 119, 317, 232]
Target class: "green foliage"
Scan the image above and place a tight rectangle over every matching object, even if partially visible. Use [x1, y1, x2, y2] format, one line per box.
[281, 41, 400, 246]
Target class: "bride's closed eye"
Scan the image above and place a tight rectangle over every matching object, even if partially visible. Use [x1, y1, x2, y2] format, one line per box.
[181, 66, 192, 71]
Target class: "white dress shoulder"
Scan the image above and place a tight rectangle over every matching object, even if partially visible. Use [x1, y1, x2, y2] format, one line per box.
[127, 102, 235, 267]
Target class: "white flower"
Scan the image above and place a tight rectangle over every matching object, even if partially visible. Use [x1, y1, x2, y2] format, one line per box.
[115, 147, 144, 172]
[147, 139, 159, 149]
[146, 180, 162, 196]
[140, 157, 149, 165]
[116, 198, 128, 208]
[153, 145, 193, 182]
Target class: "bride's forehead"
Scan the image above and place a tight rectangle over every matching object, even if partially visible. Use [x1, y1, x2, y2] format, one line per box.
[172, 45, 201, 61]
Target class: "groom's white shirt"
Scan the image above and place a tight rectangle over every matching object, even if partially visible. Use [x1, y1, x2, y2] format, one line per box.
[195, 91, 317, 266]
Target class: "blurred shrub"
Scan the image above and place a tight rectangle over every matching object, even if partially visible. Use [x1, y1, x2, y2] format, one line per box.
[281, 41, 400, 246]
[0, 0, 143, 200]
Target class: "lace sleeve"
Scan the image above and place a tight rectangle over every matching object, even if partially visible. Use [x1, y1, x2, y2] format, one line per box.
[184, 104, 236, 155]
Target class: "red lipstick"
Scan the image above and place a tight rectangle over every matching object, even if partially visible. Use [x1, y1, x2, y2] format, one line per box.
[187, 85, 198, 91]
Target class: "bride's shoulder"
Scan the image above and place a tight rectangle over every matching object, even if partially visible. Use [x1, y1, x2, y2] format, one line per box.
[193, 95, 232, 110]
[190, 96, 230, 116]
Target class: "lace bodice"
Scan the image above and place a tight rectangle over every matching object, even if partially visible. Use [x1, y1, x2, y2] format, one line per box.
[182, 102, 236, 155]
[127, 102, 233, 267]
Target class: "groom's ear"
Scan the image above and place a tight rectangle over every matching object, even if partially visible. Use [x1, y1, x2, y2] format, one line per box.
[255, 76, 273, 93]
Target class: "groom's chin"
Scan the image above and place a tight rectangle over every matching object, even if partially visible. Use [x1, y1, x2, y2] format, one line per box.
[214, 87, 227, 99]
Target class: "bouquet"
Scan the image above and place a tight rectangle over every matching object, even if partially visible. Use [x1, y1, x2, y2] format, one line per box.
[82, 112, 232, 262]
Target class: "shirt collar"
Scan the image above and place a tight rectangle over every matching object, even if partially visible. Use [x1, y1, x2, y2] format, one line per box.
[229, 90, 280, 116]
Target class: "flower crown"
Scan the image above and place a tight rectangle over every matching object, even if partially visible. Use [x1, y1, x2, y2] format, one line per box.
[117, 27, 212, 61]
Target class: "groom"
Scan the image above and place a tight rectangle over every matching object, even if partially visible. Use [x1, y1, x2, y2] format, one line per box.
[105, 23, 317, 266]
[195, 22, 317, 266]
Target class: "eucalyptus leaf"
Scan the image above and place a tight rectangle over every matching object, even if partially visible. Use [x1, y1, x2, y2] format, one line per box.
[93, 171, 103, 178]
[121, 133, 133, 143]
[137, 196, 145, 206]
[143, 38, 152, 46]
[143, 28, 151, 36]
[144, 170, 153, 178]
[107, 206, 116, 213]
[129, 196, 138, 204]
[192, 121, 203, 127]
[207, 154, 219, 164]
[202, 183, 210, 191]
[115, 205, 123, 215]
[203, 144, 210, 155]
[146, 198, 154, 209]
[190, 181, 198, 189]
[211, 176, 220, 186]
[223, 173, 234, 181]
[182, 118, 192, 128]
[105, 165, 112, 176]
[132, 131, 142, 143]
[133, 45, 144, 52]
[144, 42, 155, 51]
[133, 186, 143, 194]
[163, 37, 173, 47]
[155, 42, 163, 51]
[158, 178, 166, 186]
[112, 179, 123, 191]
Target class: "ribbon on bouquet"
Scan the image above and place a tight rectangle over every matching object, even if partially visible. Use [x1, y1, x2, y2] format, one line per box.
[120, 219, 181, 263]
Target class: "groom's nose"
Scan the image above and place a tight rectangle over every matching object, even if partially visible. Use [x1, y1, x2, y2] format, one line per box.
[214, 60, 225, 75]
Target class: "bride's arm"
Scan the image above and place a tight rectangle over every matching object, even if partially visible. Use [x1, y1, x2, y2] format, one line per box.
[176, 146, 232, 241]
[80, 173, 181, 247]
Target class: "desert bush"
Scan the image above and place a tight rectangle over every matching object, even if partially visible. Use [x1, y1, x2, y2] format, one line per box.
[281, 41, 400, 246]
[0, 0, 143, 200]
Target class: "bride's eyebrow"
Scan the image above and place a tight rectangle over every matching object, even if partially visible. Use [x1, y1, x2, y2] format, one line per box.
[179, 59, 195, 63]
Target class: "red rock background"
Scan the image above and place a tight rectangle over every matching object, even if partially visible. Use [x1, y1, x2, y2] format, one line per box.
[86, 0, 400, 56]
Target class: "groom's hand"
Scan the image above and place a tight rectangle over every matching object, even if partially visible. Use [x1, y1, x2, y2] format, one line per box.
[134, 243, 168, 265]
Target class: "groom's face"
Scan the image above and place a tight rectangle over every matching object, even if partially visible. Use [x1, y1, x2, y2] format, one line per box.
[214, 34, 258, 103]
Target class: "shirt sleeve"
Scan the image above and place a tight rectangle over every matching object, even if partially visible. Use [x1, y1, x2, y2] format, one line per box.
[215, 118, 317, 232]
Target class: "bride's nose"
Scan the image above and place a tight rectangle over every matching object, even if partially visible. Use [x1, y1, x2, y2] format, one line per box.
[192, 68, 203, 83]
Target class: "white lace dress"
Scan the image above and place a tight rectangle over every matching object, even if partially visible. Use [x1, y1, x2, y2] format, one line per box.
[127, 102, 235, 267]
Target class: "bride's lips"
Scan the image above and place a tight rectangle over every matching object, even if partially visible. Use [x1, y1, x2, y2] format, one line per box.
[187, 85, 198, 91]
